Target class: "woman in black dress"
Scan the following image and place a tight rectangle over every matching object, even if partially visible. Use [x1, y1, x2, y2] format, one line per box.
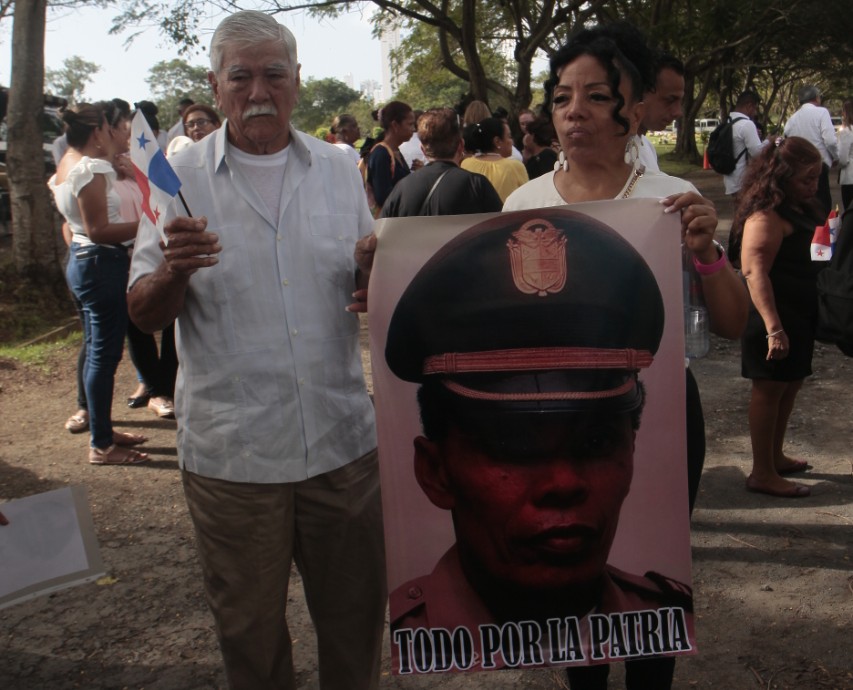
[738, 136, 825, 498]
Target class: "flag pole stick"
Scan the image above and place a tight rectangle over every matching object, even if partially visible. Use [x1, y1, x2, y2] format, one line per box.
[178, 191, 192, 218]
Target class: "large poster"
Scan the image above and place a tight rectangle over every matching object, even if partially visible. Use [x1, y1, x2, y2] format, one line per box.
[369, 200, 695, 675]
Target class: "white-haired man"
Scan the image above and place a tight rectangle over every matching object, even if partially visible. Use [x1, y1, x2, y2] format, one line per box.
[128, 11, 385, 690]
[784, 85, 838, 214]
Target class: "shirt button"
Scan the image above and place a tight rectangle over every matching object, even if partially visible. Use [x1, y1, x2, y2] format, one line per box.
[277, 234, 282, 241]
[282, 279, 288, 286]
[299, 378, 305, 385]
[291, 329, 298, 336]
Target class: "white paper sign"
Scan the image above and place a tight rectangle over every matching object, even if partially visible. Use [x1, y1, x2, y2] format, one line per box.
[0, 486, 105, 609]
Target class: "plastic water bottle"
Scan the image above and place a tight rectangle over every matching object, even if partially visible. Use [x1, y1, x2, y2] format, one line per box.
[683, 244, 710, 359]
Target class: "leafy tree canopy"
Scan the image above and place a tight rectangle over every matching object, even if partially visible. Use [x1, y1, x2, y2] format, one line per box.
[292, 76, 361, 132]
[145, 58, 214, 129]
[110, 0, 853, 158]
[45, 55, 100, 105]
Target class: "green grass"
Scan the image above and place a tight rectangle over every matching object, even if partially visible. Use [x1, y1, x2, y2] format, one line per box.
[649, 139, 705, 178]
[0, 332, 80, 373]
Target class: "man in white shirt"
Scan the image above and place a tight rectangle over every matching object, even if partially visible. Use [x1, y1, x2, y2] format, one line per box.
[128, 11, 385, 690]
[330, 112, 361, 165]
[723, 90, 769, 198]
[784, 85, 838, 213]
[637, 53, 685, 173]
[398, 109, 427, 169]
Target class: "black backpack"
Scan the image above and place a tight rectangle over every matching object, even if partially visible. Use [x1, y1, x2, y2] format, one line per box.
[816, 208, 853, 356]
[706, 116, 748, 174]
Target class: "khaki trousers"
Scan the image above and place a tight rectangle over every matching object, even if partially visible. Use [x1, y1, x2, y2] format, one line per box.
[182, 450, 386, 690]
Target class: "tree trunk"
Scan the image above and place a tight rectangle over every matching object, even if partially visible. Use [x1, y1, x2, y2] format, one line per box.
[7, 0, 65, 289]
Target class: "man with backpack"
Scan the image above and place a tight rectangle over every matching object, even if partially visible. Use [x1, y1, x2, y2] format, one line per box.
[719, 91, 769, 199]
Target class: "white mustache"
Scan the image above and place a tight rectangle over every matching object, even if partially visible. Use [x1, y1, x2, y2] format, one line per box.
[243, 105, 278, 120]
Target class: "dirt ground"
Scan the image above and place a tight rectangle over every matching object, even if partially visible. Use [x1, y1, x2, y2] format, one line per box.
[1, 170, 851, 689]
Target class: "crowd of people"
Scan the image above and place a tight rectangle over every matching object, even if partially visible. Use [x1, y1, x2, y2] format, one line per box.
[5, 8, 849, 690]
[49, 96, 225, 465]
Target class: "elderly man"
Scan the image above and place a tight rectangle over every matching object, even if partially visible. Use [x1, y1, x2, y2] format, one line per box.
[384, 210, 693, 676]
[784, 85, 839, 214]
[380, 107, 502, 217]
[127, 11, 385, 690]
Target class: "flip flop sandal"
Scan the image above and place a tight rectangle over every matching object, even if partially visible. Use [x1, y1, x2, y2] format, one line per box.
[89, 445, 149, 466]
[64, 413, 89, 434]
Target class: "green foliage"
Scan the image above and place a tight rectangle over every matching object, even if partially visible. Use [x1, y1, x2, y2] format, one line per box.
[108, 0, 853, 135]
[344, 98, 379, 139]
[145, 59, 214, 129]
[390, 14, 509, 110]
[0, 332, 80, 372]
[292, 77, 362, 133]
[45, 56, 100, 105]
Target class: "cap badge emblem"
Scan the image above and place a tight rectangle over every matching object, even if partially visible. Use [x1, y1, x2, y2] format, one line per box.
[507, 220, 567, 297]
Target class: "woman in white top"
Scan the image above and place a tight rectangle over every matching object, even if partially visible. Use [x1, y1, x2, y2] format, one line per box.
[502, 27, 747, 688]
[837, 99, 853, 213]
[49, 102, 149, 465]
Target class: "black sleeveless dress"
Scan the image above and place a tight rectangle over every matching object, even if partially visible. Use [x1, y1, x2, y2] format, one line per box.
[741, 204, 825, 381]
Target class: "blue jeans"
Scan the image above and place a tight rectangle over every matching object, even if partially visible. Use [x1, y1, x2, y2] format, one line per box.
[66, 243, 130, 449]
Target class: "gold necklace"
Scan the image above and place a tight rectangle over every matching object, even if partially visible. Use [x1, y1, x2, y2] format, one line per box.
[620, 165, 645, 199]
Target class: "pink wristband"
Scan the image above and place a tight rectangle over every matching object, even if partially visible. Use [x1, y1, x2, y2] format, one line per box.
[692, 242, 727, 276]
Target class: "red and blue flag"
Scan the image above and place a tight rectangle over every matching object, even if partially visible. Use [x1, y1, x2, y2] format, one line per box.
[130, 110, 182, 237]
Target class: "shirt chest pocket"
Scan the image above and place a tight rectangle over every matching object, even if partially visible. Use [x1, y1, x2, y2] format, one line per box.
[190, 226, 255, 304]
[309, 213, 358, 285]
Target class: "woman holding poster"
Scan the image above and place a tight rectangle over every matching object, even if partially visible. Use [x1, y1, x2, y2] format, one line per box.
[503, 26, 749, 515]
[502, 25, 748, 690]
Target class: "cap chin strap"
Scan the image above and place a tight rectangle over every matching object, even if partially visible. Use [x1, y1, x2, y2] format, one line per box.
[442, 377, 638, 402]
[424, 347, 654, 375]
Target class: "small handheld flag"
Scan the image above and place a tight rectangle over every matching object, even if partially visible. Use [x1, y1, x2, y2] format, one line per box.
[811, 207, 838, 262]
[129, 111, 185, 239]
[828, 206, 840, 253]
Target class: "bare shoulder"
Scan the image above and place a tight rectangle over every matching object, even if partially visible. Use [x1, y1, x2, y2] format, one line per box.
[744, 208, 789, 236]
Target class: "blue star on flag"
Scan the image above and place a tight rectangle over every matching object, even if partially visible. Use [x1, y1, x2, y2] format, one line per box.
[136, 132, 151, 150]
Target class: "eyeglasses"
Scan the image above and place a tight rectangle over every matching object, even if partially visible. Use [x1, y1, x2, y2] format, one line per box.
[185, 118, 214, 129]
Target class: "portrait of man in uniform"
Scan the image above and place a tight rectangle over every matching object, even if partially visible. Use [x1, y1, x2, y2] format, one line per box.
[368, 204, 696, 675]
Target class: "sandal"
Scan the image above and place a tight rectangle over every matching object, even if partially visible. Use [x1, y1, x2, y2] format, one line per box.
[64, 412, 89, 434]
[148, 396, 175, 419]
[113, 431, 148, 447]
[89, 444, 149, 466]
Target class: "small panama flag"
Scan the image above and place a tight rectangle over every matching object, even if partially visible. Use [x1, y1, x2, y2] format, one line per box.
[828, 206, 840, 252]
[129, 110, 183, 239]
[810, 208, 838, 261]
